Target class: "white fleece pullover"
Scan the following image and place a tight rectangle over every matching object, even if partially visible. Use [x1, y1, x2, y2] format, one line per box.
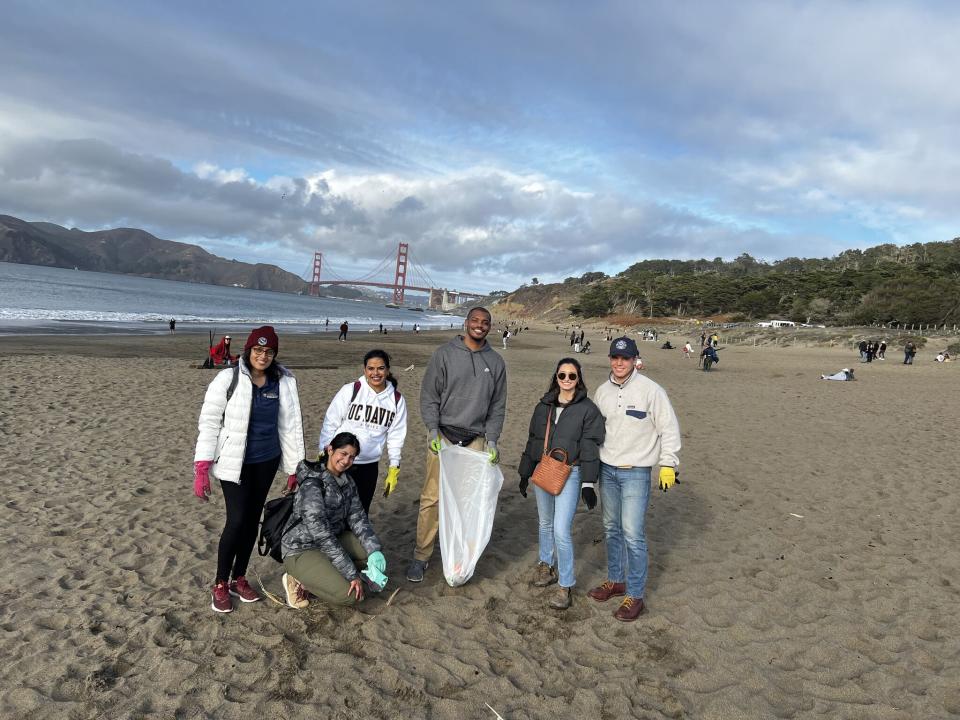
[593, 370, 681, 469]
[318, 377, 408, 466]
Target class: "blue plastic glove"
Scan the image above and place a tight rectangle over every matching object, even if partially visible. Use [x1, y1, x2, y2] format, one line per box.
[487, 440, 500, 465]
[367, 550, 387, 574]
[361, 566, 388, 592]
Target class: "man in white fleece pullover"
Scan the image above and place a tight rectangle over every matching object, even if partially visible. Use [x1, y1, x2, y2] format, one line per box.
[588, 336, 681, 622]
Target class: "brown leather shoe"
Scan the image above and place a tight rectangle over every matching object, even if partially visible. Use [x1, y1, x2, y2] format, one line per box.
[587, 580, 626, 602]
[613, 596, 645, 622]
[549, 586, 571, 610]
[532, 562, 558, 587]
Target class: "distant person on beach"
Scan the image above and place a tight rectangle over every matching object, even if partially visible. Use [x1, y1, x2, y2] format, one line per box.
[325, 318, 329, 331]
[406, 306, 507, 583]
[582, 340, 591, 354]
[210, 335, 235, 366]
[821, 368, 855, 381]
[570, 330, 576, 347]
[518, 357, 605, 610]
[701, 345, 719, 370]
[502, 329, 510, 349]
[318, 349, 407, 514]
[904, 341, 917, 365]
[169, 318, 176, 334]
[280, 432, 386, 609]
[378, 323, 383, 334]
[193, 326, 305, 613]
[682, 342, 692, 359]
[338, 321, 349, 342]
[660, 341, 673, 350]
[589, 336, 681, 622]
[877, 341, 887, 360]
[858, 340, 868, 362]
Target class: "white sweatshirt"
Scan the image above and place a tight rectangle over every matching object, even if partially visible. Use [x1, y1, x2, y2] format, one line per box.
[593, 370, 681, 469]
[319, 377, 408, 466]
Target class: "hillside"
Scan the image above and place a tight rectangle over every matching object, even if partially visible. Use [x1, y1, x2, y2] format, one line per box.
[0, 215, 360, 297]
[499, 238, 960, 328]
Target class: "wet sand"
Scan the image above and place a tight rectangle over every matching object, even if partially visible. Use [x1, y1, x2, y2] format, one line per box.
[2, 326, 959, 719]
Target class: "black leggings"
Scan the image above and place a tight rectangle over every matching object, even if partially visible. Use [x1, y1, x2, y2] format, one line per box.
[216, 455, 281, 582]
[349, 462, 379, 515]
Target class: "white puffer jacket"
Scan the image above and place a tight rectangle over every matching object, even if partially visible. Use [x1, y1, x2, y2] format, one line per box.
[194, 359, 305, 484]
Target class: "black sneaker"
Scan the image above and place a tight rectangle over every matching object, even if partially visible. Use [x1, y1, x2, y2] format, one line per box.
[405, 559, 428, 583]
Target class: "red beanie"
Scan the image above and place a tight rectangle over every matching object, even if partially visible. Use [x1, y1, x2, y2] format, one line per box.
[244, 325, 279, 354]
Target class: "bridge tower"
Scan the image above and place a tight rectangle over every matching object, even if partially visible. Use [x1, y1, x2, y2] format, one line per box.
[309, 252, 322, 297]
[393, 242, 409, 305]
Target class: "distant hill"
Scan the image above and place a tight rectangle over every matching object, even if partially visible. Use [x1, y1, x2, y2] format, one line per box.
[0, 215, 361, 298]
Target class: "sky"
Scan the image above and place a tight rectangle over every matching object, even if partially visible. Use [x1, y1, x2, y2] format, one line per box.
[1, 0, 958, 294]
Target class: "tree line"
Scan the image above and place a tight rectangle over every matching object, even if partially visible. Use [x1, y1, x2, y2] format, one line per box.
[569, 239, 960, 326]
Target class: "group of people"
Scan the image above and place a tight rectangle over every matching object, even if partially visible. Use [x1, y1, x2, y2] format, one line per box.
[857, 339, 887, 362]
[193, 308, 682, 624]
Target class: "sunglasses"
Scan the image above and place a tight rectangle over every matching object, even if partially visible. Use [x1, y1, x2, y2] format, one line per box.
[556, 372, 578, 381]
[251, 347, 276, 357]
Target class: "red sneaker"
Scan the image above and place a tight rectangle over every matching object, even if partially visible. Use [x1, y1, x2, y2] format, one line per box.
[587, 581, 626, 602]
[613, 596, 646, 622]
[211, 580, 233, 613]
[229, 576, 261, 603]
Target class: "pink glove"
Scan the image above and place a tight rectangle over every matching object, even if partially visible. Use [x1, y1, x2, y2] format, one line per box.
[286, 474, 298, 493]
[194, 460, 212, 501]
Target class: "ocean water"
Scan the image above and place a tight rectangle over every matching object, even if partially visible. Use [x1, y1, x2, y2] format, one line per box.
[0, 262, 460, 335]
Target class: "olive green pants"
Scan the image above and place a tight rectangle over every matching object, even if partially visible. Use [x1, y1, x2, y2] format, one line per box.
[284, 532, 369, 607]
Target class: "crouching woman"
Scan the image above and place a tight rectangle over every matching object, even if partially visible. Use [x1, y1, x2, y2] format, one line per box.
[280, 432, 387, 608]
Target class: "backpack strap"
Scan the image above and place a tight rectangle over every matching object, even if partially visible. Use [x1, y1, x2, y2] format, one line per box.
[351, 380, 362, 403]
[352, 379, 401, 409]
[225, 365, 240, 402]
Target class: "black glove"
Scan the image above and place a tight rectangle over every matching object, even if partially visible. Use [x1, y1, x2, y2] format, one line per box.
[580, 483, 597, 510]
[519, 477, 529, 498]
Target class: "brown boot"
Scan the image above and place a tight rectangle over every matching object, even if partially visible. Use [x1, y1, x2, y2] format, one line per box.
[532, 561, 558, 587]
[613, 596, 645, 622]
[549, 586, 571, 610]
[587, 580, 626, 602]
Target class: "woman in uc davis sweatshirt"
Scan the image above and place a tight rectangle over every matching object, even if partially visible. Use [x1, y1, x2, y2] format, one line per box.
[318, 349, 408, 514]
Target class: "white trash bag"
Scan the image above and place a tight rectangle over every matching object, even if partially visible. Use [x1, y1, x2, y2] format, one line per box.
[438, 443, 504, 587]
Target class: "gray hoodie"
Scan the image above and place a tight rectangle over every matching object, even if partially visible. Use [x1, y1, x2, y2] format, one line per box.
[420, 335, 507, 443]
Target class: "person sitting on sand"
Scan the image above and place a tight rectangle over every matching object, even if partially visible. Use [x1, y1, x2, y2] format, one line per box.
[194, 326, 305, 613]
[318, 349, 407, 514]
[660, 341, 674, 350]
[820, 368, 855, 381]
[581, 340, 591, 354]
[280, 432, 387, 609]
[935, 351, 951, 363]
[210, 335, 235, 366]
[518, 357, 605, 610]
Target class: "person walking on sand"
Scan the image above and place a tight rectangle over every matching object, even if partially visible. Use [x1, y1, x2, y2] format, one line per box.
[570, 329, 577, 347]
[280, 432, 387, 609]
[682, 342, 692, 359]
[406, 306, 507, 583]
[878, 340, 887, 360]
[518, 357, 605, 610]
[904, 340, 917, 365]
[338, 321, 349, 342]
[318, 350, 408, 514]
[502, 328, 510, 350]
[169, 318, 176, 334]
[588, 337, 681, 622]
[193, 326, 305, 613]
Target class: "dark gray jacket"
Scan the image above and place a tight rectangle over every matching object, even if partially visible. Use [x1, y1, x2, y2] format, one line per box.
[281, 459, 381, 581]
[420, 335, 508, 443]
[518, 387, 606, 485]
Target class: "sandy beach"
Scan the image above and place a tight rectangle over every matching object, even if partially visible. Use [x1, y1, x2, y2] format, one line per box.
[2, 325, 959, 719]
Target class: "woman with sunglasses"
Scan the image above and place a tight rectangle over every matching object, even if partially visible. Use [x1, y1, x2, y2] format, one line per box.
[518, 357, 605, 610]
[193, 326, 305, 613]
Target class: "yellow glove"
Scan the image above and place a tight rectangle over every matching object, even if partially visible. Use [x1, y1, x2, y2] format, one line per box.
[383, 466, 400, 498]
[658, 466, 678, 492]
[428, 430, 442, 455]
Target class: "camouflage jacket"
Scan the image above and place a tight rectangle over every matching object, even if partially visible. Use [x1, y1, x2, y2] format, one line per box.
[281, 459, 381, 581]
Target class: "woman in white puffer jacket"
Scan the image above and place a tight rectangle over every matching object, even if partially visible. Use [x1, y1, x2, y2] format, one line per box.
[193, 325, 305, 614]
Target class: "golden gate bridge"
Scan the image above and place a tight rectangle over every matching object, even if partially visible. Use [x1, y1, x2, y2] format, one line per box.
[304, 242, 484, 310]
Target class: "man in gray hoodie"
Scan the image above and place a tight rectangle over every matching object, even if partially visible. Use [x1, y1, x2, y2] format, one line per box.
[406, 306, 507, 582]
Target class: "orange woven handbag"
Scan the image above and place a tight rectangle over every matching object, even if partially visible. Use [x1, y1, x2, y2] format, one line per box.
[530, 410, 571, 496]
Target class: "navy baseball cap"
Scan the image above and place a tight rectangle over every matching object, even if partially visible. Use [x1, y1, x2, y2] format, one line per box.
[609, 336, 639, 358]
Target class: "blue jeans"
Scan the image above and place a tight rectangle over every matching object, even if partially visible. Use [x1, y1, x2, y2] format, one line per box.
[534, 466, 581, 588]
[599, 463, 651, 598]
